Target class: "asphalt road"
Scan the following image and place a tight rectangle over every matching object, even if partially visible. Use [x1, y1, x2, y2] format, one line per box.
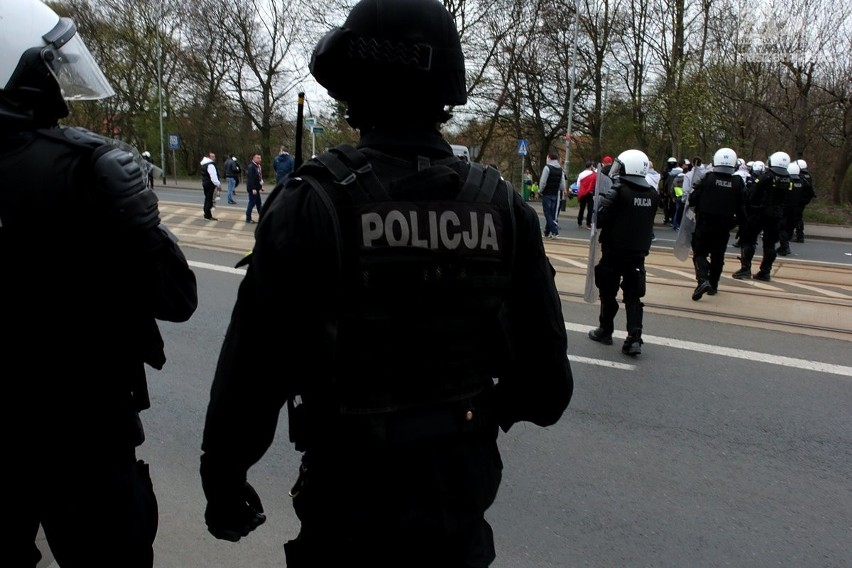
[36, 191, 852, 568]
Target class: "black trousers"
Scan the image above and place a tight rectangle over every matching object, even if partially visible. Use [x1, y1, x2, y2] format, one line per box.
[691, 222, 731, 287]
[202, 184, 216, 218]
[594, 251, 647, 336]
[286, 431, 502, 567]
[13, 450, 157, 568]
[577, 193, 593, 226]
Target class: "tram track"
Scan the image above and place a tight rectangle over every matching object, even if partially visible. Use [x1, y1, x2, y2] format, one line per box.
[544, 239, 852, 339]
[158, 202, 852, 339]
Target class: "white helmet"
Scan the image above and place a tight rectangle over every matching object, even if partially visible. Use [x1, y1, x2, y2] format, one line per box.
[712, 147, 738, 175]
[142, 151, 151, 158]
[751, 160, 765, 173]
[615, 149, 651, 188]
[767, 151, 791, 175]
[796, 159, 808, 170]
[787, 162, 800, 176]
[0, 0, 114, 123]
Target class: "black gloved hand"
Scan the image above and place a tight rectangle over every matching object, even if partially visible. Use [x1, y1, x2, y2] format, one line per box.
[204, 480, 267, 542]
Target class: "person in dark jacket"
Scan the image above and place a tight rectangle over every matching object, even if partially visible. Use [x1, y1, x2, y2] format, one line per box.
[587, 149, 660, 356]
[223, 154, 241, 204]
[199, 1, 573, 566]
[688, 147, 746, 300]
[2, 3, 198, 566]
[273, 145, 294, 185]
[244, 152, 263, 223]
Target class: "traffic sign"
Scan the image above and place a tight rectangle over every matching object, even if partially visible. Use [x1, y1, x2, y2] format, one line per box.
[304, 117, 316, 128]
[312, 126, 325, 135]
[518, 139, 528, 156]
[168, 134, 179, 150]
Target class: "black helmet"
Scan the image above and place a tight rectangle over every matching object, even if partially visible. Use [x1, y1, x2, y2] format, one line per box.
[310, 0, 466, 120]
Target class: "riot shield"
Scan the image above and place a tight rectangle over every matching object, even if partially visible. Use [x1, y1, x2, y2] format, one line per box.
[583, 162, 614, 303]
[673, 202, 696, 261]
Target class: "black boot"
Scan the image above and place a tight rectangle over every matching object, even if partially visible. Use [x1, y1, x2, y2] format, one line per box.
[588, 328, 613, 345]
[622, 335, 643, 356]
[589, 299, 618, 345]
[732, 266, 752, 280]
[623, 301, 644, 356]
[692, 280, 712, 301]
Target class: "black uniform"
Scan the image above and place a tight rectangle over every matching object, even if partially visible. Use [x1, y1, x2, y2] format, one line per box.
[3, 126, 198, 567]
[736, 168, 790, 279]
[778, 172, 815, 252]
[593, 176, 659, 353]
[795, 168, 816, 241]
[200, 129, 573, 567]
[688, 171, 746, 297]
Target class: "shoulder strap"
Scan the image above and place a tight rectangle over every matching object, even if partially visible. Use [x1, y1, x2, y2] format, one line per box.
[459, 163, 501, 203]
[310, 144, 391, 202]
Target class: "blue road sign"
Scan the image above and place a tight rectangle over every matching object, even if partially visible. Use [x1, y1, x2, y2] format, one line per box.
[168, 134, 180, 150]
[518, 139, 528, 156]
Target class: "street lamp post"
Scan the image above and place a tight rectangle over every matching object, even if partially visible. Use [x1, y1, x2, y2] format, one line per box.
[157, 0, 166, 185]
[564, 0, 580, 180]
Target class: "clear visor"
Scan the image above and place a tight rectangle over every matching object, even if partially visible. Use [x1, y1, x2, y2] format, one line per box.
[42, 34, 114, 101]
[608, 159, 622, 179]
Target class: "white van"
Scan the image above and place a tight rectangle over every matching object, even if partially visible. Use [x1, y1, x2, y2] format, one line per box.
[450, 144, 470, 162]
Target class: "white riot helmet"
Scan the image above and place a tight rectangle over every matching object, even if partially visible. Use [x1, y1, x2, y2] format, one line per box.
[751, 160, 765, 173]
[787, 162, 800, 176]
[142, 151, 151, 158]
[796, 159, 808, 170]
[614, 149, 651, 188]
[0, 0, 114, 124]
[767, 151, 791, 175]
[712, 147, 738, 175]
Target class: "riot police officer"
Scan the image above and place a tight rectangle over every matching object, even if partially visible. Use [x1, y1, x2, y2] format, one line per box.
[732, 152, 790, 281]
[688, 148, 746, 300]
[779, 159, 816, 247]
[2, 2, 198, 566]
[587, 149, 660, 355]
[199, 1, 573, 566]
[793, 159, 815, 242]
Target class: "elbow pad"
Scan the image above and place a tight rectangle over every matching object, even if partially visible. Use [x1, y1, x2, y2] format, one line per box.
[90, 147, 161, 232]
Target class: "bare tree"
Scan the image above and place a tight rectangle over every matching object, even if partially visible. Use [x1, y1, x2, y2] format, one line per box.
[222, 0, 314, 160]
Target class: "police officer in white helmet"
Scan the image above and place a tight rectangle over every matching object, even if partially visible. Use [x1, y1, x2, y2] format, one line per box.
[587, 149, 660, 355]
[2, 1, 198, 565]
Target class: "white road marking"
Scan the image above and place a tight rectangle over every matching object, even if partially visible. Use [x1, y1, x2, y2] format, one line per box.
[188, 260, 246, 275]
[565, 323, 852, 377]
[185, 260, 851, 378]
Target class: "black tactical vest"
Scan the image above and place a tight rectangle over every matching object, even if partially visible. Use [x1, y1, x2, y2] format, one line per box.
[757, 171, 790, 218]
[786, 175, 803, 209]
[602, 181, 659, 253]
[696, 172, 743, 226]
[296, 146, 517, 418]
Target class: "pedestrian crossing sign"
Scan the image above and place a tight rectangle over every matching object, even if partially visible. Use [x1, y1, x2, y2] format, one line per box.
[518, 139, 528, 156]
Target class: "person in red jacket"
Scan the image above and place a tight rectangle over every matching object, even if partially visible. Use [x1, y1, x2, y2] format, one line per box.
[576, 161, 595, 228]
